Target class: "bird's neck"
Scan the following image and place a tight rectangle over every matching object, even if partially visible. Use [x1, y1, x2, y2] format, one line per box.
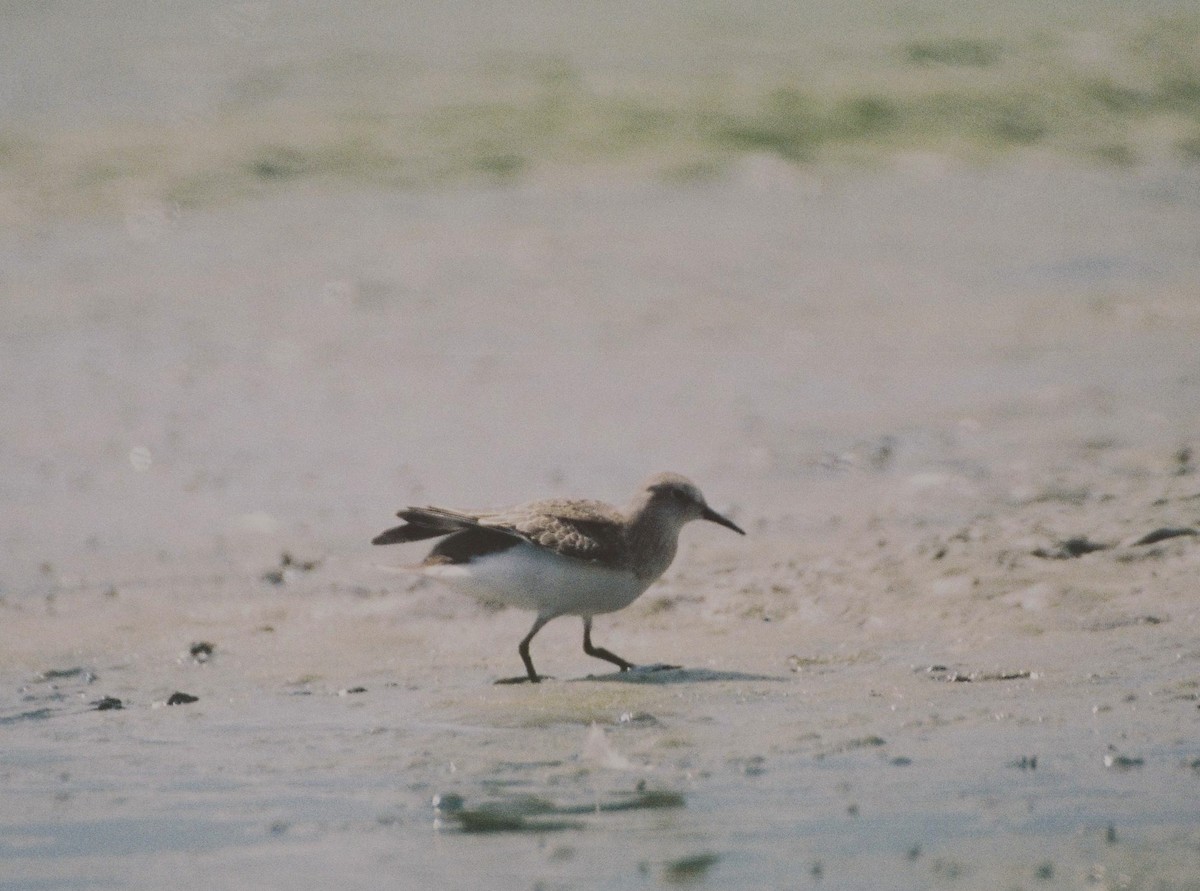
[625, 507, 684, 582]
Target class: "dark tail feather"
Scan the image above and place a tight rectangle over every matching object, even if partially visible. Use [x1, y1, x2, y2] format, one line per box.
[371, 524, 446, 546]
[370, 506, 481, 546]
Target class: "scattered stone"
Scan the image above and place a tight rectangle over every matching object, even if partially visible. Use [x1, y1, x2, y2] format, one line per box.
[261, 552, 322, 585]
[280, 551, 321, 572]
[189, 642, 215, 663]
[338, 686, 368, 696]
[166, 692, 199, 706]
[1009, 756, 1038, 770]
[93, 696, 123, 711]
[890, 756, 913, 766]
[1131, 527, 1197, 546]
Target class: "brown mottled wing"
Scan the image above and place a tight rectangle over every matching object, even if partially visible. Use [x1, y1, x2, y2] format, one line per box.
[479, 499, 629, 566]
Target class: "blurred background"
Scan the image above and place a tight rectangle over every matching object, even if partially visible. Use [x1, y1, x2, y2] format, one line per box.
[2, 1, 1199, 593]
[3, 2, 1200, 215]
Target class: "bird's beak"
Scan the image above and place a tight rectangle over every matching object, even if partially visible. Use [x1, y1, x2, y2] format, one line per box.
[701, 505, 746, 535]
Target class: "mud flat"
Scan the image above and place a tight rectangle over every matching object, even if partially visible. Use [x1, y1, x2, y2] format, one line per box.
[3, 3, 1200, 889]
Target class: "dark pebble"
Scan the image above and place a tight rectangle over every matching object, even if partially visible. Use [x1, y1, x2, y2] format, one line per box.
[93, 696, 123, 711]
[167, 692, 199, 706]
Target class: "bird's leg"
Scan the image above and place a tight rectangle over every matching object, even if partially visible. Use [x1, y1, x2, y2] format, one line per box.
[582, 616, 635, 672]
[494, 614, 555, 685]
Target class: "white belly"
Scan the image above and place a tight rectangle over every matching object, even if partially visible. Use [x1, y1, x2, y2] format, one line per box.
[420, 541, 647, 617]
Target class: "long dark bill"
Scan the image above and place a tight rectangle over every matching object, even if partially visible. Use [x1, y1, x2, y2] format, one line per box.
[701, 505, 746, 535]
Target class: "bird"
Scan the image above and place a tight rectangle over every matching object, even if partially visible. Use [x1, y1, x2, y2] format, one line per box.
[371, 472, 745, 683]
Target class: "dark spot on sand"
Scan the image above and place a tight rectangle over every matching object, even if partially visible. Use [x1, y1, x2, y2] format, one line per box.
[1009, 756, 1038, 770]
[93, 696, 123, 711]
[663, 852, 721, 883]
[189, 642, 215, 662]
[432, 792, 465, 813]
[1173, 446, 1194, 475]
[167, 692, 199, 705]
[280, 551, 321, 572]
[925, 666, 1031, 683]
[1131, 527, 1197, 546]
[1033, 537, 1110, 559]
[262, 552, 322, 585]
[1104, 753, 1144, 770]
[0, 708, 55, 725]
[453, 806, 583, 834]
[39, 666, 95, 682]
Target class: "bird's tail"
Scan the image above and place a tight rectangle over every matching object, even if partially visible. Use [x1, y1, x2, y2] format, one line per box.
[371, 506, 482, 546]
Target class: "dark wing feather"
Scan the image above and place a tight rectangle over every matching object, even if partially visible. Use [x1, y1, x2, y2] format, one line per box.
[371, 506, 483, 546]
[422, 526, 523, 565]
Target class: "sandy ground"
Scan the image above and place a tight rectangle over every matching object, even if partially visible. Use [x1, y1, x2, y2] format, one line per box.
[4, 5, 1200, 890]
[3, 159, 1199, 890]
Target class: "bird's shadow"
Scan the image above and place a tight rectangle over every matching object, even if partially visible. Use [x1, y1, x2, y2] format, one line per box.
[569, 664, 786, 684]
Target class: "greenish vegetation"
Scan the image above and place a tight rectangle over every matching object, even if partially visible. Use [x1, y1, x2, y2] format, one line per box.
[3, 13, 1199, 221]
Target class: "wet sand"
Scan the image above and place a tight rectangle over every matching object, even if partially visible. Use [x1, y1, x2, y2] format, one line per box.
[4, 5, 1200, 889]
[4, 160, 1200, 890]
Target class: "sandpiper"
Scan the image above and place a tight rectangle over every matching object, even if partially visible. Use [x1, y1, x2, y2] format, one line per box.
[372, 472, 745, 683]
